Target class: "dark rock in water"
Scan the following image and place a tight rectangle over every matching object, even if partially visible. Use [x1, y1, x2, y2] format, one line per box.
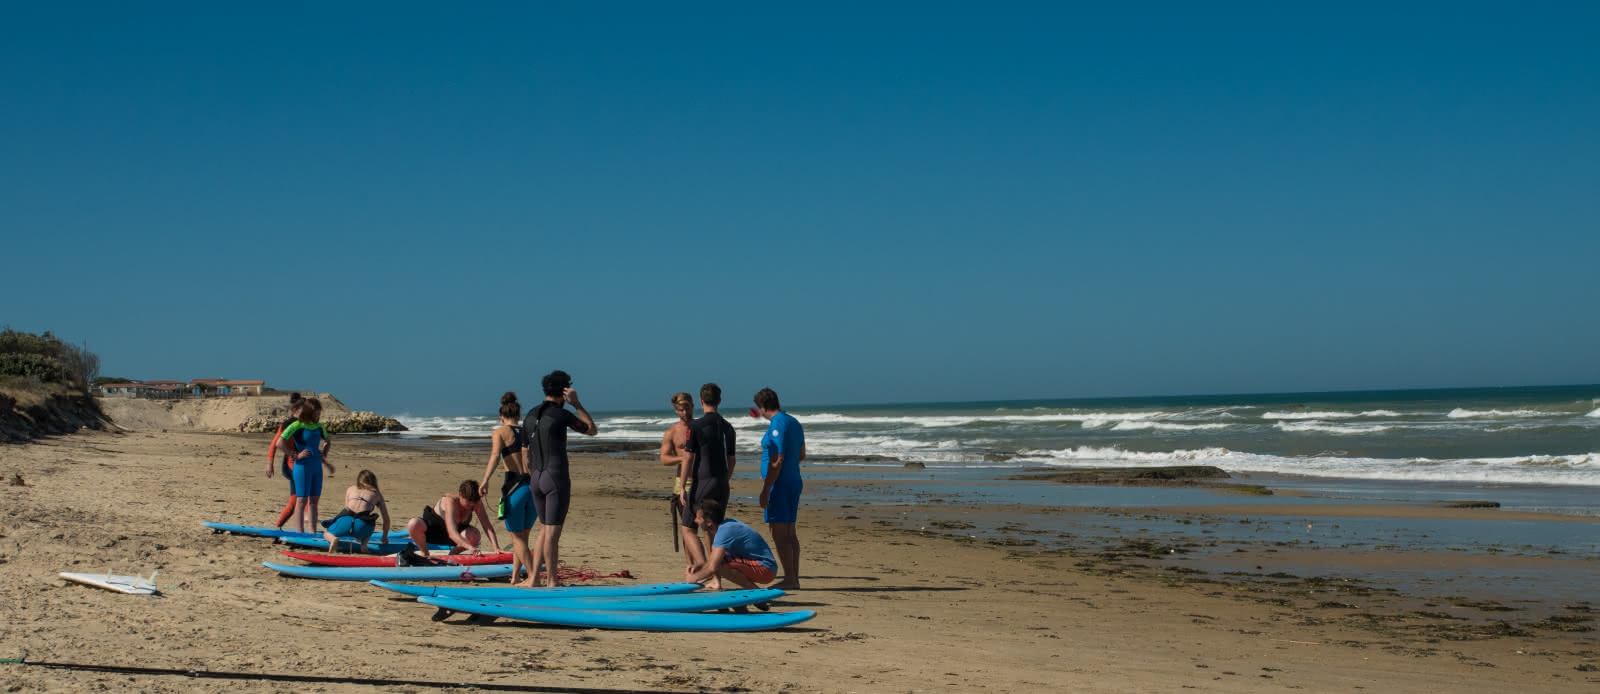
[1437, 500, 1500, 509]
[1014, 465, 1230, 486]
[1213, 484, 1273, 496]
[904, 462, 927, 470]
[570, 440, 659, 455]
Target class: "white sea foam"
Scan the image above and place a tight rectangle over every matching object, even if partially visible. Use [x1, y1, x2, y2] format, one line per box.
[1274, 421, 1396, 435]
[1012, 446, 1600, 486]
[1358, 410, 1404, 417]
[1261, 410, 1405, 420]
[1261, 411, 1360, 420]
[1447, 408, 1547, 419]
[1587, 408, 1600, 418]
[790, 411, 1170, 428]
[1111, 421, 1231, 431]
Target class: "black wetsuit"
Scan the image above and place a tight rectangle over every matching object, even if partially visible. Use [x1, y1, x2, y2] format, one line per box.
[681, 411, 735, 527]
[421, 505, 472, 546]
[523, 402, 586, 525]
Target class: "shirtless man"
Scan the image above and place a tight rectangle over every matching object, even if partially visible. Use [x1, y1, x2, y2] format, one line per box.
[406, 480, 499, 556]
[659, 392, 697, 570]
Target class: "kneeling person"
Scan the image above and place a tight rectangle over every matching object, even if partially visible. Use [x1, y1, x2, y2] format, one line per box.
[406, 480, 498, 556]
[323, 469, 391, 552]
[686, 499, 777, 590]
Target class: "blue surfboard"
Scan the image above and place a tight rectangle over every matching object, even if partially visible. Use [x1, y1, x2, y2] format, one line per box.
[203, 521, 409, 541]
[264, 561, 512, 582]
[370, 580, 704, 599]
[276, 535, 452, 553]
[420, 599, 815, 632]
[420, 589, 784, 613]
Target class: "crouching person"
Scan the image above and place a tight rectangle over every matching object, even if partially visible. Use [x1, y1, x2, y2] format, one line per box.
[685, 499, 777, 590]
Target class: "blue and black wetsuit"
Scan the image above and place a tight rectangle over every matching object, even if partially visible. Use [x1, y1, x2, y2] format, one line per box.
[280, 420, 329, 498]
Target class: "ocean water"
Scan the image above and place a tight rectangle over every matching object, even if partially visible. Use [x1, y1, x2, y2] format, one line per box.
[393, 385, 1600, 487]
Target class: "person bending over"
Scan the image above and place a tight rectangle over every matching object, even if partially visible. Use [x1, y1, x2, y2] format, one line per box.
[407, 480, 498, 556]
[323, 469, 391, 552]
[685, 499, 777, 592]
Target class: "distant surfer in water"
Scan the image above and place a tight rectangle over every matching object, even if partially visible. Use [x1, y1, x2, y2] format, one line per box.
[659, 392, 697, 571]
[323, 469, 391, 552]
[480, 392, 536, 585]
[265, 392, 302, 529]
[279, 398, 334, 533]
[407, 480, 498, 556]
[521, 370, 598, 586]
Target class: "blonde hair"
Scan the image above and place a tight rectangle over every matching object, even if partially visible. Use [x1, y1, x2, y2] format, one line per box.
[670, 392, 692, 408]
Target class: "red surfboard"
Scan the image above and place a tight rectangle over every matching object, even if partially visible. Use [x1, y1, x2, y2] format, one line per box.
[280, 550, 514, 567]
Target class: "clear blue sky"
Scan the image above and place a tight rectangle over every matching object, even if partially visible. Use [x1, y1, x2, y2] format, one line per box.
[3, 3, 1597, 415]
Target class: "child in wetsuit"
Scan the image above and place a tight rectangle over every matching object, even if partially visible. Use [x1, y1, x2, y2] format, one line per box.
[324, 469, 391, 552]
[265, 393, 303, 528]
[280, 398, 335, 532]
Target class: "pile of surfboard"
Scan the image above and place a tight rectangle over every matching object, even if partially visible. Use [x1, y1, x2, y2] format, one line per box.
[210, 521, 816, 632]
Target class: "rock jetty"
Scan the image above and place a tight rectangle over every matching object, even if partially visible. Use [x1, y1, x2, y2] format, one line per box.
[238, 411, 407, 434]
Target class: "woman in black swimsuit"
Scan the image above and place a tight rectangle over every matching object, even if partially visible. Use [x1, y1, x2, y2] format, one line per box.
[480, 392, 535, 585]
[406, 480, 498, 556]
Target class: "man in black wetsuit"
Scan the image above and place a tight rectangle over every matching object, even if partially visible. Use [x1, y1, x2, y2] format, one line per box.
[678, 382, 735, 583]
[520, 370, 597, 586]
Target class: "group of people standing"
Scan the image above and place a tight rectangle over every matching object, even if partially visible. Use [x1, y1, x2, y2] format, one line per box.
[263, 370, 807, 593]
[661, 384, 805, 591]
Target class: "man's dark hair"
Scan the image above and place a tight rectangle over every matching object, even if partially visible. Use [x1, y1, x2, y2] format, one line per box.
[753, 388, 780, 412]
[542, 370, 572, 398]
[699, 382, 721, 406]
[697, 498, 725, 525]
[288, 392, 302, 405]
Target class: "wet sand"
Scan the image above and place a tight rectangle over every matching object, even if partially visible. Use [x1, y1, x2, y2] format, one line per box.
[1, 430, 1596, 692]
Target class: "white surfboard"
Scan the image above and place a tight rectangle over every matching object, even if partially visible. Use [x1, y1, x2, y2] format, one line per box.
[59, 571, 160, 595]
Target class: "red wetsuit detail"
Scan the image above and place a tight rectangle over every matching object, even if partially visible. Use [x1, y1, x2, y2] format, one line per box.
[271, 422, 299, 528]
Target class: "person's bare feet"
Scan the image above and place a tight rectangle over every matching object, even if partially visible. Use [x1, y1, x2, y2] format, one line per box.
[769, 578, 800, 590]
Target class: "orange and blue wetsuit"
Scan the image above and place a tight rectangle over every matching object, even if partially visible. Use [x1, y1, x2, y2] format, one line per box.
[268, 417, 298, 527]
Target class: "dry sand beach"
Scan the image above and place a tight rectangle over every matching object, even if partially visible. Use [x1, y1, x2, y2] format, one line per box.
[2, 429, 1596, 693]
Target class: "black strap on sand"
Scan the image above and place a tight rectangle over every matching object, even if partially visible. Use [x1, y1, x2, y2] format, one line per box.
[2, 658, 679, 693]
[670, 494, 681, 552]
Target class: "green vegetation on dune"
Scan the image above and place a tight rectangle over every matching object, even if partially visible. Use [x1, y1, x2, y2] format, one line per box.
[0, 328, 99, 394]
